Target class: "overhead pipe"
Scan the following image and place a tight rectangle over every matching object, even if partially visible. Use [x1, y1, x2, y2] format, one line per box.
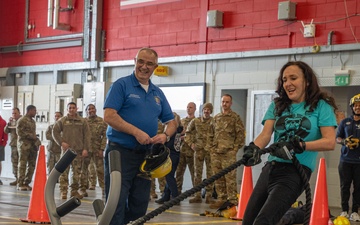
[47, 0, 53, 27]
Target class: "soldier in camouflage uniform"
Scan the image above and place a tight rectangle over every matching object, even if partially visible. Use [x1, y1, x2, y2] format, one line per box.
[207, 94, 245, 209]
[45, 111, 62, 174]
[83, 104, 107, 196]
[4, 107, 22, 186]
[52, 102, 90, 199]
[175, 102, 196, 194]
[16, 105, 41, 191]
[185, 102, 214, 204]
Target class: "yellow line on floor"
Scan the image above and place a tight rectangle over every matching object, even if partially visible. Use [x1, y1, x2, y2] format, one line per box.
[146, 221, 239, 224]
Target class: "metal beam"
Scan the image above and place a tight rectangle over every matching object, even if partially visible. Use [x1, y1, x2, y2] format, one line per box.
[101, 43, 360, 67]
[0, 39, 83, 54]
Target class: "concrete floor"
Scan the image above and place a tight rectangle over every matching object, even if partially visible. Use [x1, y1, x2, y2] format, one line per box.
[0, 177, 359, 225]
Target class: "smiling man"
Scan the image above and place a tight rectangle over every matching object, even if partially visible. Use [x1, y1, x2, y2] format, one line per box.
[103, 47, 177, 225]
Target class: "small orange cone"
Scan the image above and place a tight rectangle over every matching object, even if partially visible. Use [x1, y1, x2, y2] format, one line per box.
[309, 158, 329, 225]
[20, 145, 50, 223]
[231, 166, 253, 220]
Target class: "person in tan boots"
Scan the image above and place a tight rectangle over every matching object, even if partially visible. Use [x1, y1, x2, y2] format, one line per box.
[185, 103, 214, 204]
[52, 102, 90, 199]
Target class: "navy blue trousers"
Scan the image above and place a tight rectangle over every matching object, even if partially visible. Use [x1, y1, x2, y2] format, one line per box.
[104, 142, 151, 225]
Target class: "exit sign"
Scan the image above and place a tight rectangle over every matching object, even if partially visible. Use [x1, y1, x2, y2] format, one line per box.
[335, 75, 349, 86]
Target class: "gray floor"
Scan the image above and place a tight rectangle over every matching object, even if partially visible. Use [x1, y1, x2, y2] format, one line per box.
[0, 177, 358, 225]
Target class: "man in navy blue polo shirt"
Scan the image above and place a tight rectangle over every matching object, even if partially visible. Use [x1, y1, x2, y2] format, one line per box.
[103, 47, 177, 225]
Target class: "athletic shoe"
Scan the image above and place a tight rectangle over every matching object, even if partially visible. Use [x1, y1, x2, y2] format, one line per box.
[350, 212, 360, 221]
[340, 211, 349, 218]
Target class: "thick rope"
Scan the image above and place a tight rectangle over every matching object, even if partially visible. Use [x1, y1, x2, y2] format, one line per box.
[127, 158, 247, 225]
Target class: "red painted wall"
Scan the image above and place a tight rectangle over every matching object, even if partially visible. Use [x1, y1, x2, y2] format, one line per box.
[1, 0, 359, 67]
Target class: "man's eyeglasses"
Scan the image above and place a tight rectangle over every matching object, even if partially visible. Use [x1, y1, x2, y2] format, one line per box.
[135, 58, 157, 68]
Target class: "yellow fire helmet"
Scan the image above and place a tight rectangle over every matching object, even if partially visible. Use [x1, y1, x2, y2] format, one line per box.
[349, 94, 360, 107]
[140, 144, 172, 178]
[349, 94, 360, 116]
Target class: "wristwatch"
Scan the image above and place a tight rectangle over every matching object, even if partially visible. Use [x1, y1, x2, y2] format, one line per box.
[164, 132, 170, 142]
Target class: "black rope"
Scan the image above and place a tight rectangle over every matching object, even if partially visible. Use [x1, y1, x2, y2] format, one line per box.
[128, 149, 312, 225]
[291, 157, 311, 225]
[127, 158, 247, 225]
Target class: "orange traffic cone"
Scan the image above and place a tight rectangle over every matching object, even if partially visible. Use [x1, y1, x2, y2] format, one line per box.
[20, 145, 50, 223]
[309, 158, 329, 225]
[231, 166, 253, 220]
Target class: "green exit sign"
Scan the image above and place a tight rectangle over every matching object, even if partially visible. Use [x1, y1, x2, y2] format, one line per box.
[335, 75, 349, 86]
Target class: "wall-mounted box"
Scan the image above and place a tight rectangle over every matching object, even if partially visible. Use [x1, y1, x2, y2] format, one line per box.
[278, 1, 297, 20]
[207, 10, 223, 28]
[154, 66, 169, 76]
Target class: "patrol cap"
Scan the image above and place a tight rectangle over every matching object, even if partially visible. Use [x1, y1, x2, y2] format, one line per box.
[203, 102, 213, 113]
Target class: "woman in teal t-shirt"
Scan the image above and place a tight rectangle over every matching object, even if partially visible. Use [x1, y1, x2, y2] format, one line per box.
[242, 61, 338, 225]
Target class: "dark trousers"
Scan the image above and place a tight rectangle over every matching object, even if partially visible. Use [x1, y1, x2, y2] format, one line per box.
[242, 161, 311, 225]
[339, 161, 360, 213]
[104, 142, 151, 225]
[162, 150, 180, 200]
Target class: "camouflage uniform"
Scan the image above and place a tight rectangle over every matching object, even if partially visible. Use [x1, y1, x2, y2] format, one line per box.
[207, 110, 245, 204]
[84, 115, 107, 192]
[4, 120, 19, 181]
[16, 115, 41, 188]
[45, 123, 61, 174]
[175, 116, 195, 194]
[184, 116, 213, 201]
[52, 114, 90, 196]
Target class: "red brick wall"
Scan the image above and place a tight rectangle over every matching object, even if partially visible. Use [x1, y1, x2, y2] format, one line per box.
[1, 0, 359, 67]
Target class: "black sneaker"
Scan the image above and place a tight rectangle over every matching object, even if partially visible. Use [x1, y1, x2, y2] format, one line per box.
[155, 198, 168, 204]
[0, 179, 3, 185]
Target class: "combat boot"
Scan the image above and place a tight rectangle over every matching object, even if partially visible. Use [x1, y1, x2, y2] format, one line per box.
[61, 192, 67, 199]
[71, 191, 84, 199]
[9, 179, 17, 186]
[88, 185, 96, 190]
[209, 200, 226, 209]
[17, 185, 28, 191]
[205, 195, 214, 204]
[151, 191, 158, 199]
[189, 195, 202, 203]
[79, 189, 88, 197]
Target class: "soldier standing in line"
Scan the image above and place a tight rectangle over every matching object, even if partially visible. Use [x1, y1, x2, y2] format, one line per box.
[45, 111, 63, 174]
[4, 107, 22, 186]
[83, 104, 107, 196]
[175, 102, 196, 194]
[207, 94, 245, 209]
[52, 102, 90, 199]
[16, 105, 41, 191]
[185, 102, 214, 204]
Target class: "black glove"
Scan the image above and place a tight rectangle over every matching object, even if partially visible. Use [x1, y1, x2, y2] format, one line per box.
[269, 136, 305, 160]
[243, 142, 262, 166]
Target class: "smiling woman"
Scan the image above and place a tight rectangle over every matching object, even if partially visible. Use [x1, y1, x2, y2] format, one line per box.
[158, 83, 206, 118]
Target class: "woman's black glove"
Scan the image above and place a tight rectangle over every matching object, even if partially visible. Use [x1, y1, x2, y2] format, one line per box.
[269, 136, 305, 160]
[243, 142, 262, 166]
